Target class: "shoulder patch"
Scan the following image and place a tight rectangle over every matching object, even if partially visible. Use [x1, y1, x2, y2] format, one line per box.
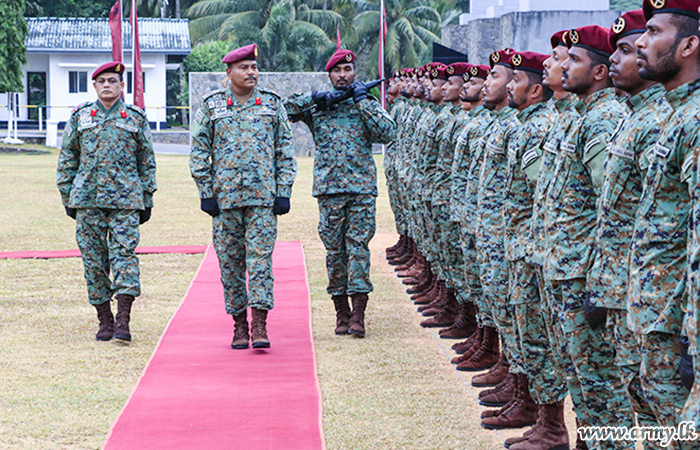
[258, 87, 281, 100]
[202, 89, 226, 103]
[126, 103, 147, 117]
[72, 101, 92, 114]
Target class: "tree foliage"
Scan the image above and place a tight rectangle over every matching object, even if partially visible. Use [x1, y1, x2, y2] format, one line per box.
[0, 0, 28, 93]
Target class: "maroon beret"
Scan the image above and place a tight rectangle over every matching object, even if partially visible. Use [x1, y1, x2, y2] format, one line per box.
[463, 64, 490, 81]
[643, 0, 700, 20]
[222, 43, 258, 64]
[446, 62, 471, 77]
[490, 48, 516, 69]
[550, 30, 570, 49]
[403, 68, 414, 77]
[429, 67, 447, 80]
[92, 61, 125, 80]
[416, 67, 426, 77]
[511, 51, 549, 75]
[567, 25, 614, 57]
[325, 49, 355, 71]
[610, 10, 647, 47]
[424, 62, 446, 72]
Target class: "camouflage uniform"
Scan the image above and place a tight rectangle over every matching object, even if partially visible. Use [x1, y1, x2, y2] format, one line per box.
[503, 102, 564, 405]
[190, 86, 297, 315]
[57, 98, 157, 305]
[397, 99, 425, 245]
[285, 92, 395, 296]
[587, 84, 672, 434]
[629, 81, 695, 441]
[452, 105, 496, 322]
[385, 97, 407, 235]
[476, 106, 521, 371]
[545, 87, 634, 446]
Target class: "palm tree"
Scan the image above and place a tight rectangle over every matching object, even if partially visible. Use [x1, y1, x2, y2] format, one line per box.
[352, 0, 442, 78]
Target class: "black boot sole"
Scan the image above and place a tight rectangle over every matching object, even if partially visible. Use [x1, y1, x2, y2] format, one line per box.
[479, 399, 509, 407]
[113, 333, 131, 342]
[252, 341, 270, 349]
[481, 420, 536, 430]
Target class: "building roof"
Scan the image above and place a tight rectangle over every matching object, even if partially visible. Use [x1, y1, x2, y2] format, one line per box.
[26, 17, 191, 55]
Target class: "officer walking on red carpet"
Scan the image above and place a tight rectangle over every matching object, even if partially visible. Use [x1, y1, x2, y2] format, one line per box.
[57, 61, 157, 343]
[190, 43, 297, 350]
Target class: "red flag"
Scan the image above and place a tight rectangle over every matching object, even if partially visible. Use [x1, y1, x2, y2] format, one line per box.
[131, 0, 144, 109]
[336, 22, 341, 51]
[109, 0, 122, 62]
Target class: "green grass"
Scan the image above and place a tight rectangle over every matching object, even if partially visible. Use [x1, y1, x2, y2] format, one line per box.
[0, 150, 545, 449]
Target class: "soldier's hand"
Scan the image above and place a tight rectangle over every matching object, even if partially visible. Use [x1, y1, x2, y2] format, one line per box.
[326, 86, 354, 109]
[201, 198, 221, 217]
[65, 207, 77, 220]
[680, 336, 695, 390]
[273, 197, 290, 215]
[352, 82, 369, 102]
[583, 294, 607, 330]
[312, 90, 330, 110]
[139, 207, 152, 225]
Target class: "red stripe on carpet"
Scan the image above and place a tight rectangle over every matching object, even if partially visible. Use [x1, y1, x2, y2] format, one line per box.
[0, 245, 207, 259]
[102, 241, 326, 450]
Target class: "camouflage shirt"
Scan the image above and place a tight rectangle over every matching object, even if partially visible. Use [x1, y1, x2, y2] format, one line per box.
[57, 98, 157, 210]
[411, 103, 440, 195]
[529, 94, 578, 266]
[451, 106, 496, 227]
[190, 86, 297, 208]
[629, 80, 698, 335]
[433, 107, 469, 206]
[544, 88, 625, 281]
[503, 102, 555, 262]
[587, 84, 672, 309]
[285, 92, 395, 197]
[423, 103, 454, 201]
[476, 106, 519, 252]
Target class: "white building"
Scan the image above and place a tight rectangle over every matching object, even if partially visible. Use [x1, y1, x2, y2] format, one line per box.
[460, 0, 609, 24]
[1, 17, 191, 126]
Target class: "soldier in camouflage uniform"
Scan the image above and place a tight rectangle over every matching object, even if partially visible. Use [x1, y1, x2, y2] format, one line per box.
[190, 44, 297, 350]
[385, 71, 408, 258]
[57, 61, 156, 343]
[588, 10, 675, 445]
[632, 1, 699, 444]
[285, 49, 396, 338]
[545, 26, 634, 449]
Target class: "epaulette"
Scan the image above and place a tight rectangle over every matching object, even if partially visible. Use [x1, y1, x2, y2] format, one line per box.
[202, 89, 226, 103]
[72, 101, 93, 114]
[126, 103, 147, 117]
[366, 94, 380, 103]
[258, 87, 281, 100]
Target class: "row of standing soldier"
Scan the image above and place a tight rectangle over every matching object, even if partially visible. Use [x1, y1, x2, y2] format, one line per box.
[383, 1, 699, 449]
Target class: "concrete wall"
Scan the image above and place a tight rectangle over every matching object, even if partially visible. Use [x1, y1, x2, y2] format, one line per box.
[443, 9, 622, 65]
[460, 0, 609, 24]
[189, 72, 333, 157]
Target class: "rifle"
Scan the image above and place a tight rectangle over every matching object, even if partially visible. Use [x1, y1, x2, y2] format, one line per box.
[288, 78, 386, 123]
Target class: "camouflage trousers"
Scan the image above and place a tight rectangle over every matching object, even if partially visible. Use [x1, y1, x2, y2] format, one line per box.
[433, 204, 464, 293]
[420, 200, 443, 280]
[681, 360, 699, 428]
[460, 227, 489, 324]
[76, 208, 141, 305]
[478, 244, 521, 374]
[385, 167, 407, 235]
[213, 207, 277, 316]
[557, 278, 635, 450]
[607, 309, 662, 449]
[510, 259, 566, 405]
[638, 331, 695, 450]
[317, 194, 376, 296]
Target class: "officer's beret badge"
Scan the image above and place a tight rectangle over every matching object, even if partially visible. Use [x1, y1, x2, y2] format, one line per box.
[512, 54, 522, 67]
[612, 17, 626, 34]
[491, 52, 500, 63]
[570, 30, 580, 44]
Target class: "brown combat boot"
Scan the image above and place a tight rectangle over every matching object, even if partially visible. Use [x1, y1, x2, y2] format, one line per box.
[386, 234, 405, 254]
[440, 301, 477, 339]
[456, 325, 499, 371]
[508, 401, 569, 450]
[114, 294, 134, 341]
[332, 295, 351, 335]
[413, 277, 440, 305]
[472, 353, 510, 387]
[396, 255, 425, 278]
[94, 301, 114, 341]
[418, 281, 447, 313]
[389, 243, 413, 265]
[231, 311, 249, 349]
[420, 288, 458, 327]
[479, 372, 516, 407]
[348, 293, 368, 338]
[394, 245, 418, 271]
[481, 373, 538, 430]
[407, 262, 432, 294]
[451, 327, 484, 363]
[452, 325, 482, 351]
[250, 308, 270, 348]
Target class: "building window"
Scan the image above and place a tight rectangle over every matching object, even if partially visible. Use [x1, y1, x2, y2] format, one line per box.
[69, 71, 88, 93]
[126, 71, 146, 94]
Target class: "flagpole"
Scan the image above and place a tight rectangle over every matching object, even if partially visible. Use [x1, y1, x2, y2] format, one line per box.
[379, 0, 386, 110]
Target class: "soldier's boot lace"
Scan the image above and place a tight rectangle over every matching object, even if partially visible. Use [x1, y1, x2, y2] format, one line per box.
[231, 311, 249, 349]
[251, 308, 270, 348]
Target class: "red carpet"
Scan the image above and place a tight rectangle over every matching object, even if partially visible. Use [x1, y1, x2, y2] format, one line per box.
[102, 242, 326, 450]
[0, 245, 207, 259]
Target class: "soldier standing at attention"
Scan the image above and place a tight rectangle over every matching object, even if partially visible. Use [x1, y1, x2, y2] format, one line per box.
[285, 49, 396, 338]
[57, 61, 157, 342]
[190, 44, 297, 350]
[632, 0, 700, 441]
[588, 8, 673, 437]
